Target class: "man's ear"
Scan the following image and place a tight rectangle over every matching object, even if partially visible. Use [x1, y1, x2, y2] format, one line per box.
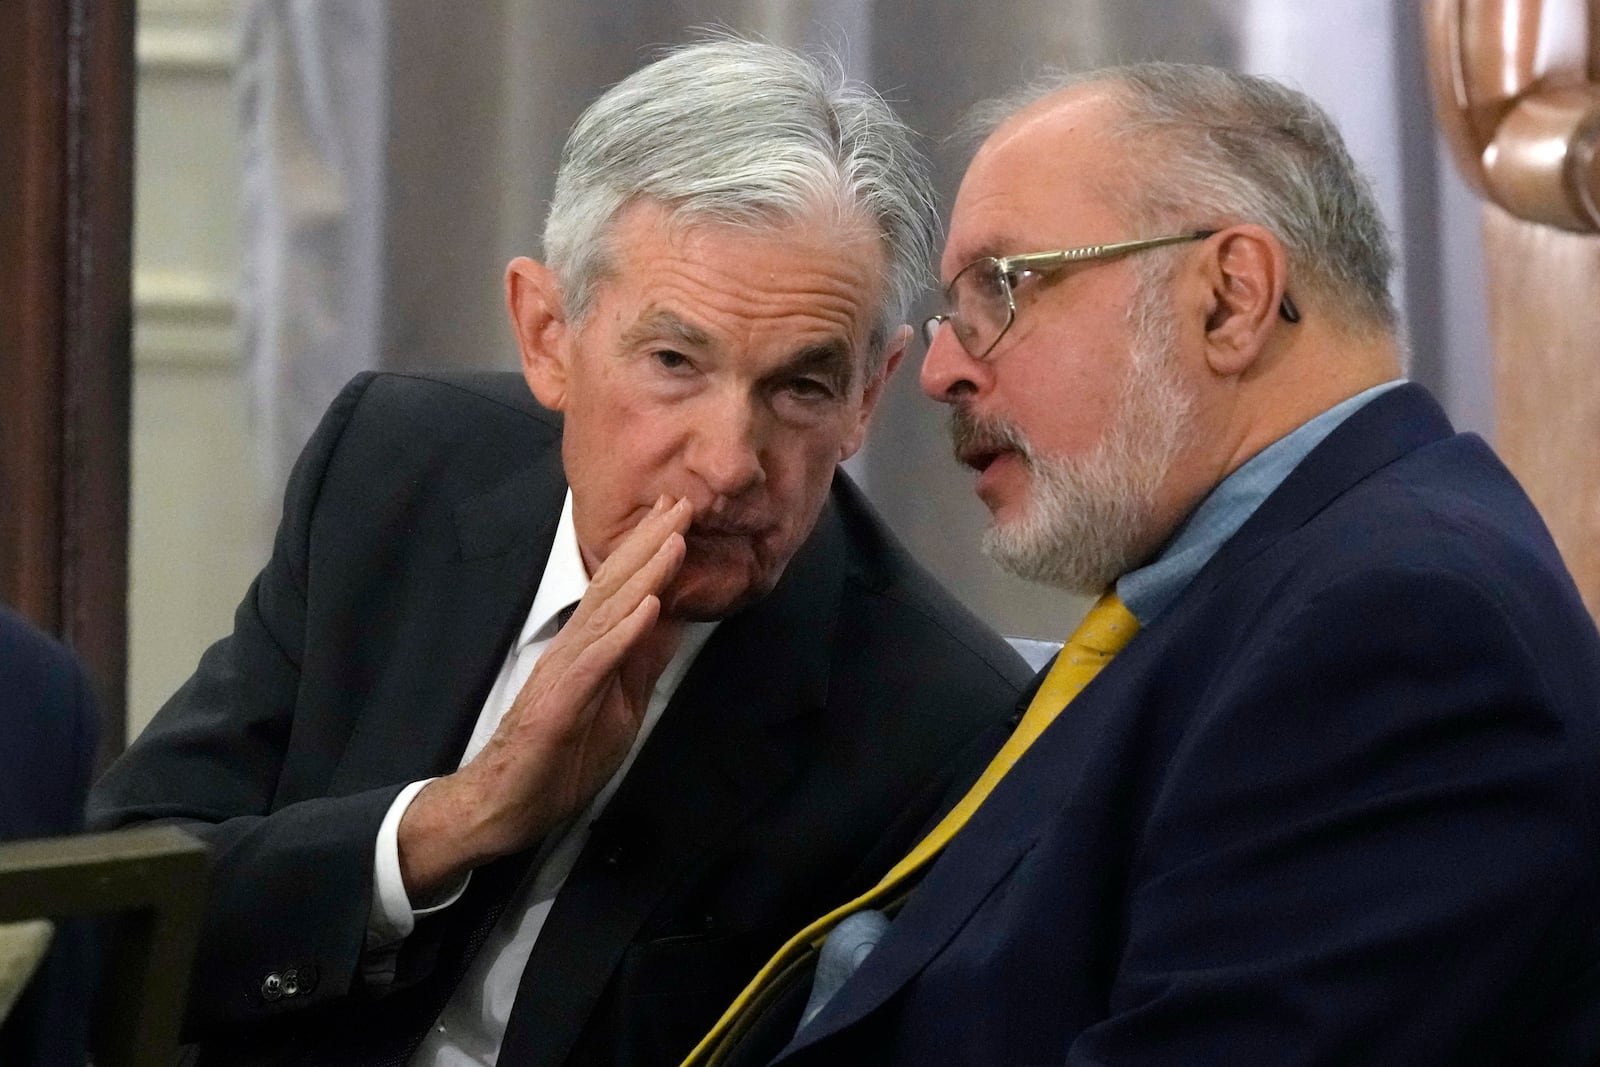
[1196, 225, 1290, 378]
[839, 325, 909, 460]
[505, 256, 571, 410]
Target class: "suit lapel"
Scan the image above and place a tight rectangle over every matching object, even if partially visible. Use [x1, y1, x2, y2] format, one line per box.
[498, 495, 848, 1065]
[327, 444, 569, 791]
[780, 385, 1460, 1057]
[774, 671, 1072, 1057]
[1182, 382, 1453, 606]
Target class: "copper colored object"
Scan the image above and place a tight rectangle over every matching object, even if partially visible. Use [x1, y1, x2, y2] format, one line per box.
[1427, 0, 1600, 231]
[1426, 0, 1600, 620]
[1479, 206, 1600, 615]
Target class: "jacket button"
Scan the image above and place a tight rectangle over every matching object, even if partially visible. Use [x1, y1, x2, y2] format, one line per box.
[282, 969, 301, 997]
[261, 972, 284, 1001]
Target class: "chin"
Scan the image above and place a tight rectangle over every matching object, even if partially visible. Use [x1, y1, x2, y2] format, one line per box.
[660, 568, 774, 621]
[662, 537, 789, 620]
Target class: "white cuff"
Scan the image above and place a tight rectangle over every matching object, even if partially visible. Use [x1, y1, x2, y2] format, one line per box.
[366, 779, 471, 950]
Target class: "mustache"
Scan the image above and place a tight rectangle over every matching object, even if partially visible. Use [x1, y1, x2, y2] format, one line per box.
[689, 508, 769, 536]
[948, 406, 1035, 467]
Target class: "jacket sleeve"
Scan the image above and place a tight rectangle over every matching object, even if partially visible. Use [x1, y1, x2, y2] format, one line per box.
[89, 371, 412, 1032]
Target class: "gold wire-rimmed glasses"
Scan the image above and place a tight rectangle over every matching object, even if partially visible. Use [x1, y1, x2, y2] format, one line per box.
[922, 229, 1299, 361]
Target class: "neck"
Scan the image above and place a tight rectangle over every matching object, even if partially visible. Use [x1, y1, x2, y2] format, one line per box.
[1218, 322, 1402, 479]
[1151, 323, 1402, 551]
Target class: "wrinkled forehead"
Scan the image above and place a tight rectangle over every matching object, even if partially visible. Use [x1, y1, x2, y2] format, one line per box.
[621, 201, 892, 351]
[651, 198, 886, 283]
[596, 201, 891, 360]
[595, 192, 884, 266]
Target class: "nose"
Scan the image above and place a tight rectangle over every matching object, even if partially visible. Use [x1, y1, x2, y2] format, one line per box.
[688, 398, 765, 499]
[919, 320, 982, 403]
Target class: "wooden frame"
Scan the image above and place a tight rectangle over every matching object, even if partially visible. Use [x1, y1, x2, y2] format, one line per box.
[0, 0, 136, 761]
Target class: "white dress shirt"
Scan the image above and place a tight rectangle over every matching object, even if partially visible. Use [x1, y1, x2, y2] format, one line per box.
[363, 491, 715, 1065]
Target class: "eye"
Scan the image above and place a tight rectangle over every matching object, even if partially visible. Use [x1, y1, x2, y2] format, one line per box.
[968, 260, 1009, 299]
[785, 376, 836, 402]
[768, 372, 844, 423]
[952, 317, 983, 348]
[1004, 267, 1045, 292]
[653, 349, 691, 371]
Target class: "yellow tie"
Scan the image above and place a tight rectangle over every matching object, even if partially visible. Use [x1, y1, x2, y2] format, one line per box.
[681, 592, 1142, 1066]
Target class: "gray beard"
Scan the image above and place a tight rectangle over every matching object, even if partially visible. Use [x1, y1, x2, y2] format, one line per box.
[952, 281, 1197, 595]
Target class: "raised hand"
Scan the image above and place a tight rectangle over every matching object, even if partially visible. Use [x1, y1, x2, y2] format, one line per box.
[397, 496, 691, 899]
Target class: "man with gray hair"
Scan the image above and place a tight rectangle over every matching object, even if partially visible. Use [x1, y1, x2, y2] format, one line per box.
[90, 37, 1029, 1066]
[690, 63, 1600, 1066]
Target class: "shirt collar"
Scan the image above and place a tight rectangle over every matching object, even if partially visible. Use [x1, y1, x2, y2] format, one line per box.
[1117, 379, 1406, 625]
[518, 489, 590, 651]
[516, 490, 721, 668]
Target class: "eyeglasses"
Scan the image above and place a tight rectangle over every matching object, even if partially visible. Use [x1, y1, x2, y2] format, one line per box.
[922, 229, 1300, 361]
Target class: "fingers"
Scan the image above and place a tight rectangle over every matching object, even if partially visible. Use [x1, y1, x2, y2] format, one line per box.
[561, 593, 665, 720]
[591, 496, 691, 598]
[443, 501, 690, 862]
[513, 494, 689, 730]
[563, 496, 689, 641]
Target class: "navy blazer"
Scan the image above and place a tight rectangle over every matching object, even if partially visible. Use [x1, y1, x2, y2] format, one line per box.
[774, 384, 1600, 1066]
[0, 605, 100, 1067]
[89, 371, 1030, 1066]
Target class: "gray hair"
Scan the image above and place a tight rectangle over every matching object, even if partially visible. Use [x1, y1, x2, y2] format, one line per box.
[965, 63, 1397, 333]
[543, 37, 938, 372]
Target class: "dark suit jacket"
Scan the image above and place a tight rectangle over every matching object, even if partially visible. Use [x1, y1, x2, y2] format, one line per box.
[0, 605, 100, 1067]
[775, 384, 1600, 1066]
[88, 371, 1030, 1066]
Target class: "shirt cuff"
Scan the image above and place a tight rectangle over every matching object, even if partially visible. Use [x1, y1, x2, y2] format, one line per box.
[367, 778, 471, 949]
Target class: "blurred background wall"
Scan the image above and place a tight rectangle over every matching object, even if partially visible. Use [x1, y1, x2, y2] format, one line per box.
[130, 0, 1495, 738]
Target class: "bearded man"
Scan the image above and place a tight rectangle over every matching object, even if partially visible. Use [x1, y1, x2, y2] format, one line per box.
[691, 62, 1600, 1067]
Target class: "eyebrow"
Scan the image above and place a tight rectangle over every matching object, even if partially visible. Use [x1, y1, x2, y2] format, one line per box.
[773, 341, 857, 391]
[619, 309, 712, 351]
[623, 307, 861, 389]
[942, 240, 1011, 284]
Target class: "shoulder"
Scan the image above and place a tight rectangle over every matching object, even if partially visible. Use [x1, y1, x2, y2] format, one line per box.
[1196, 396, 1581, 641]
[1152, 417, 1600, 761]
[0, 606, 95, 715]
[287, 370, 563, 510]
[1163, 435, 1600, 792]
[258, 371, 567, 591]
[329, 370, 560, 451]
[1289, 429, 1581, 624]
[0, 606, 98, 836]
[347, 369, 553, 418]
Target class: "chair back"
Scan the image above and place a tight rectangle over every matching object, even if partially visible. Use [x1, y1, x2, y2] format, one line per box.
[0, 826, 209, 1067]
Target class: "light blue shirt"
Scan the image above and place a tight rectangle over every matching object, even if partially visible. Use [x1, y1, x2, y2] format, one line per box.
[1117, 379, 1405, 626]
